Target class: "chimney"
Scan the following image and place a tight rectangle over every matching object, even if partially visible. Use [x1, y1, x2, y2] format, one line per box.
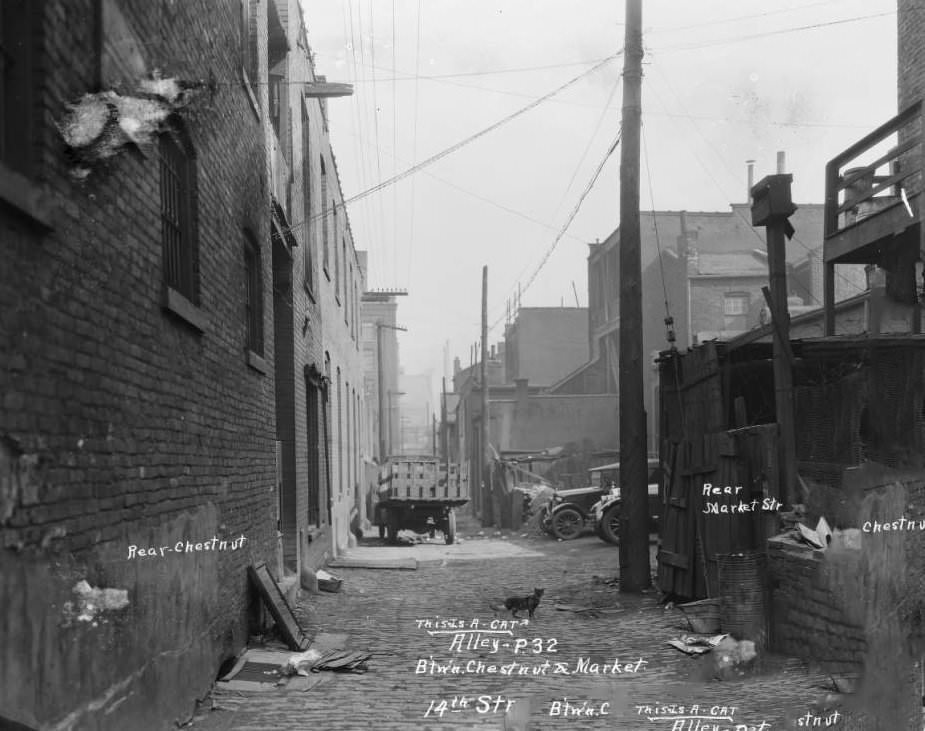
[514, 378, 529, 411]
[777, 151, 786, 174]
[746, 160, 756, 201]
[677, 210, 689, 257]
[453, 356, 461, 375]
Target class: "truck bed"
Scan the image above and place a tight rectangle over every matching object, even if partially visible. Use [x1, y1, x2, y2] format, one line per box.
[378, 459, 469, 501]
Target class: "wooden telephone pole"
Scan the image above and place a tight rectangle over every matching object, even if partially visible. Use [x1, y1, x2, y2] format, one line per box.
[618, 0, 650, 593]
[480, 266, 492, 525]
[751, 168, 798, 508]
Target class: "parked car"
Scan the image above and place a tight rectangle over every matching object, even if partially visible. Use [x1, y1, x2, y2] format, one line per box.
[540, 485, 610, 540]
[590, 458, 662, 545]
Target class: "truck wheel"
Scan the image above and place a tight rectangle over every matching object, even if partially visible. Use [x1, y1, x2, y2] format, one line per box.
[444, 510, 457, 545]
[599, 504, 620, 545]
[385, 510, 400, 544]
[551, 507, 583, 540]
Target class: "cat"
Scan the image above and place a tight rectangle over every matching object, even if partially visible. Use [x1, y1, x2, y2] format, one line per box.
[504, 588, 545, 619]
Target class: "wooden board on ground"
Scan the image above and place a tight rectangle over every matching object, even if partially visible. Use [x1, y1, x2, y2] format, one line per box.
[328, 556, 418, 570]
[248, 563, 310, 651]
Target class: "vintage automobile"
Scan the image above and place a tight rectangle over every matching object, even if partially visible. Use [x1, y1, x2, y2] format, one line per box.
[540, 484, 609, 540]
[591, 458, 662, 544]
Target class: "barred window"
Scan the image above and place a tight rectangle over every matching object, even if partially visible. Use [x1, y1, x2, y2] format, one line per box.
[321, 157, 329, 273]
[0, 0, 35, 175]
[239, 0, 257, 83]
[244, 233, 263, 356]
[302, 101, 314, 294]
[159, 131, 198, 304]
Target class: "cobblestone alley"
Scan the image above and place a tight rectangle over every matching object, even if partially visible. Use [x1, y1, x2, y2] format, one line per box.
[187, 516, 855, 731]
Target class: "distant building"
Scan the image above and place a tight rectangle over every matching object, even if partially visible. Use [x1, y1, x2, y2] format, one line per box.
[503, 307, 589, 387]
[399, 371, 434, 455]
[360, 289, 403, 459]
[574, 204, 865, 445]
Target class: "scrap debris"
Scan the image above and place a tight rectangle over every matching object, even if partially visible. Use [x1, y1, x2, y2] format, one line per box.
[57, 72, 212, 180]
[667, 633, 727, 656]
[794, 516, 833, 549]
[286, 648, 371, 675]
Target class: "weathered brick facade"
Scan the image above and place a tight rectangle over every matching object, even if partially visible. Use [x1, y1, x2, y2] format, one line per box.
[767, 538, 867, 675]
[0, 0, 335, 728]
[899, 0, 925, 112]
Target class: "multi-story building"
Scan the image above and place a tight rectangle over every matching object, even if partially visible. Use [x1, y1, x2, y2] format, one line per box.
[360, 289, 405, 460]
[398, 371, 435, 455]
[1, 1, 279, 728]
[0, 1, 367, 727]
[503, 307, 589, 387]
[572, 201, 863, 444]
[266, 0, 366, 563]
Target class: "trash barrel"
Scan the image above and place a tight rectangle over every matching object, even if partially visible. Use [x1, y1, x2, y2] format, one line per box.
[717, 551, 768, 649]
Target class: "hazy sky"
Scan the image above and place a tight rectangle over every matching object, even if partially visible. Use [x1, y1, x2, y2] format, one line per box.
[302, 0, 897, 384]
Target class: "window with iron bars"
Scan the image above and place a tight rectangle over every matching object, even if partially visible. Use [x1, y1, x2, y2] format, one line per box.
[321, 156, 329, 274]
[159, 131, 199, 304]
[1, 0, 35, 176]
[244, 233, 263, 356]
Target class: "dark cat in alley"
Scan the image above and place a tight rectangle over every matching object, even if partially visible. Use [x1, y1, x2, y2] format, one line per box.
[504, 588, 544, 619]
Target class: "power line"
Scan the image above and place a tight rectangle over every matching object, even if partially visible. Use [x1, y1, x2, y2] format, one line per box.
[406, 0, 424, 285]
[493, 73, 623, 321]
[284, 52, 621, 237]
[647, 0, 842, 35]
[349, 59, 875, 131]
[649, 64, 865, 304]
[343, 56, 615, 82]
[642, 124, 672, 329]
[489, 127, 623, 333]
[653, 10, 895, 53]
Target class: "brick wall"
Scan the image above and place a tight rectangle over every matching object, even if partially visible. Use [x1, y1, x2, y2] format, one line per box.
[0, 1, 277, 728]
[506, 308, 589, 387]
[899, 0, 925, 111]
[767, 538, 867, 675]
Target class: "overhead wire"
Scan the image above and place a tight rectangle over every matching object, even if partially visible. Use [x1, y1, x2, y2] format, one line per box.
[347, 59, 875, 130]
[643, 123, 686, 433]
[406, 0, 423, 285]
[365, 0, 389, 285]
[653, 10, 895, 53]
[339, 123, 588, 240]
[280, 52, 622, 239]
[345, 0, 377, 285]
[391, 0, 398, 286]
[493, 71, 622, 324]
[647, 0, 842, 35]
[647, 65, 849, 306]
[489, 126, 623, 333]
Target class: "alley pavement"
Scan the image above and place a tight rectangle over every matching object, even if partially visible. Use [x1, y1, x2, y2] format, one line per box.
[187, 514, 865, 730]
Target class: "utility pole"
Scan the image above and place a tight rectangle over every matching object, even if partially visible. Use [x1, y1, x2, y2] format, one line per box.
[441, 376, 449, 460]
[480, 265, 492, 526]
[377, 324, 386, 460]
[375, 322, 407, 461]
[751, 169, 798, 508]
[618, 0, 650, 593]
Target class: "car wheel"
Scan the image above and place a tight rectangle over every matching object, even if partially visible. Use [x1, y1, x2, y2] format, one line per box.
[599, 504, 620, 545]
[551, 507, 583, 540]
